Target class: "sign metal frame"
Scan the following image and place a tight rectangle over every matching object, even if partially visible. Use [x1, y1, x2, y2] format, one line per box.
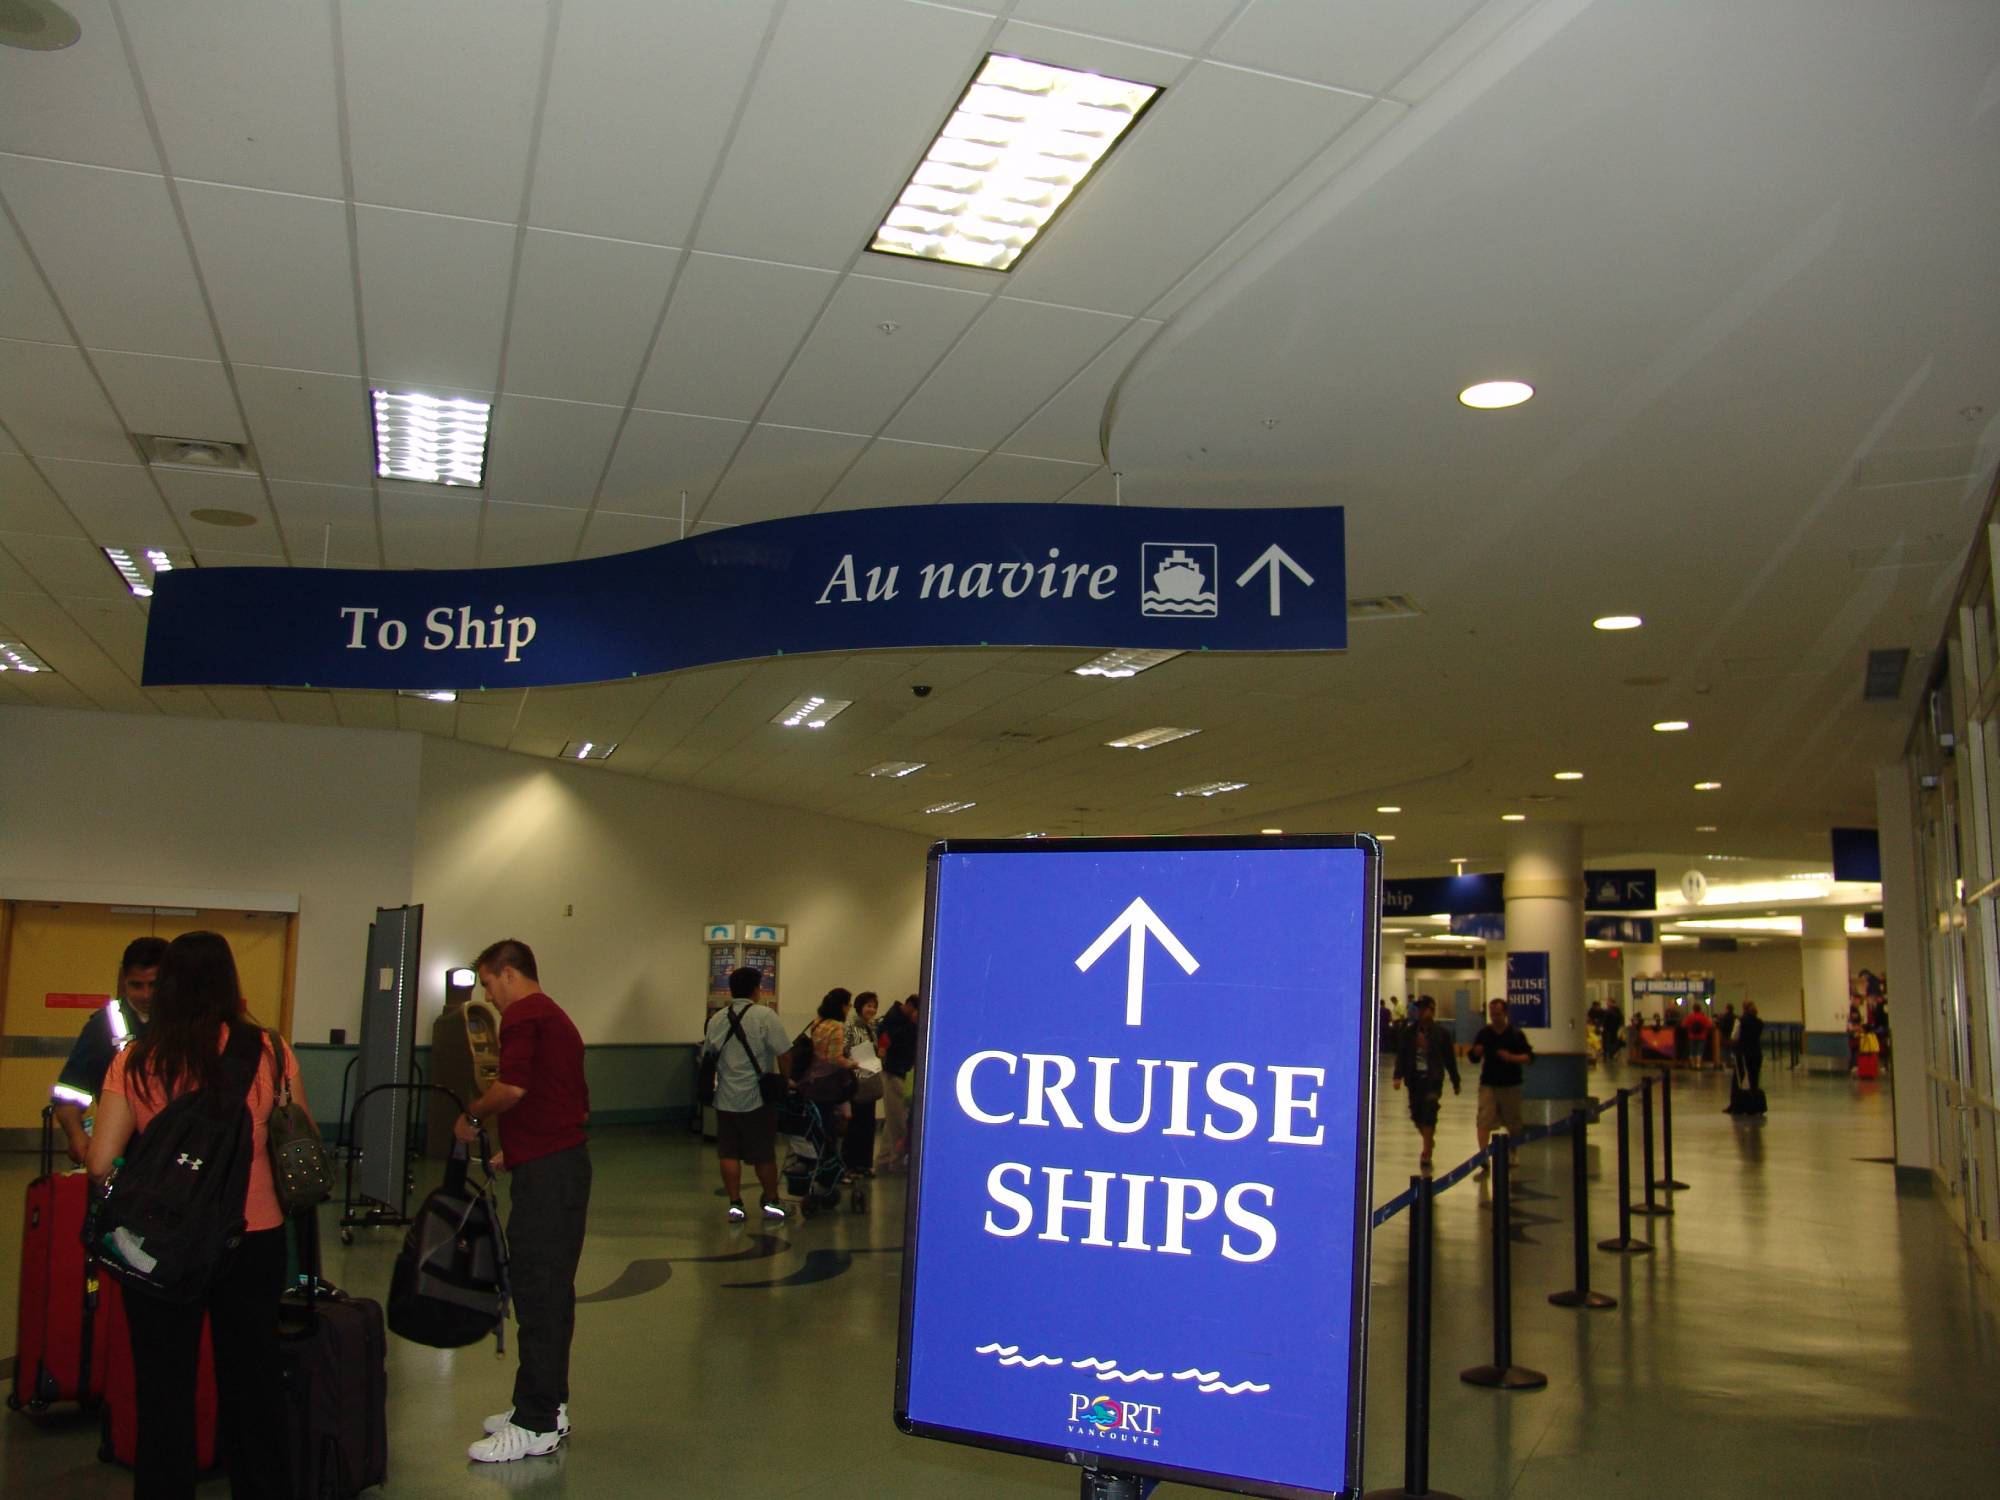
[893, 833, 1381, 1500]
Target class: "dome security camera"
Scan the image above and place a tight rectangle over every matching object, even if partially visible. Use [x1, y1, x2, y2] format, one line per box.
[911, 684, 933, 698]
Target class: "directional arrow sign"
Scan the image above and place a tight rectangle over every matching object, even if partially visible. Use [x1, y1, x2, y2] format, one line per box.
[1234, 543, 1315, 617]
[1074, 896, 1200, 1026]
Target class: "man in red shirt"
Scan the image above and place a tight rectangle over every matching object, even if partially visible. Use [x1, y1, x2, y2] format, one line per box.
[453, 939, 591, 1463]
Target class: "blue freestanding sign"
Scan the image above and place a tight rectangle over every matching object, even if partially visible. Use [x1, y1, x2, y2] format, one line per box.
[897, 836, 1380, 1499]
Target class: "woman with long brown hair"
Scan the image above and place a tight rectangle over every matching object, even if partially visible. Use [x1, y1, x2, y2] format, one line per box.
[87, 930, 306, 1500]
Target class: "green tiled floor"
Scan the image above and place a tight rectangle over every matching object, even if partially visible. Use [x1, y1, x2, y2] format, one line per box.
[4, 1061, 1995, 1497]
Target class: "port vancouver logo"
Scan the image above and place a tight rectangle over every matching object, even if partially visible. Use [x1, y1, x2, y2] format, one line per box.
[1066, 1394, 1162, 1449]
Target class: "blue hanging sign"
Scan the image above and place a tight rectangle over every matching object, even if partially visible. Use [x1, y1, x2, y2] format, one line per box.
[1584, 916, 1655, 944]
[139, 503, 1345, 690]
[1583, 868, 1656, 911]
[1383, 873, 1503, 917]
[1505, 951, 1551, 1028]
[897, 835, 1379, 1498]
[1449, 912, 1505, 941]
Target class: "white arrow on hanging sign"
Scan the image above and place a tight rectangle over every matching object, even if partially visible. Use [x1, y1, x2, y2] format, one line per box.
[1074, 896, 1200, 1027]
[1233, 544, 1315, 617]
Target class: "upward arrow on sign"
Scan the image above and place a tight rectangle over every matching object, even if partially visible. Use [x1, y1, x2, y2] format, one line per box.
[1074, 897, 1200, 1027]
[1234, 544, 1315, 617]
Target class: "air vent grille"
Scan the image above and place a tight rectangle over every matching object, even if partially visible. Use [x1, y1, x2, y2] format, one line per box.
[1863, 648, 1910, 702]
[1347, 594, 1423, 620]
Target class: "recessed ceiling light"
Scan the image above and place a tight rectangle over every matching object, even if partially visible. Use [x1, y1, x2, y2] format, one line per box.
[772, 694, 853, 729]
[101, 545, 192, 599]
[1696, 824, 1718, 833]
[863, 761, 927, 778]
[1174, 780, 1248, 798]
[1501, 813, 1526, 822]
[1553, 770, 1584, 781]
[1105, 726, 1200, 750]
[1073, 647, 1182, 679]
[0, 639, 53, 673]
[1652, 720, 1690, 733]
[1458, 380, 1534, 409]
[870, 53, 1161, 273]
[1593, 614, 1643, 631]
[399, 689, 458, 704]
[559, 740, 615, 761]
[1693, 780, 1722, 791]
[1260, 828, 1284, 835]
[372, 389, 492, 487]
[1376, 805, 1402, 814]
[1378, 834, 1396, 842]
[924, 800, 978, 815]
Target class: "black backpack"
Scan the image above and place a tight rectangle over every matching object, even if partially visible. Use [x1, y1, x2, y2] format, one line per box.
[387, 1144, 511, 1353]
[87, 1024, 265, 1303]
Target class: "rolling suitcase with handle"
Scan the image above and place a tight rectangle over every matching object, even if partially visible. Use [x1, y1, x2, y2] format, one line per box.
[95, 1273, 221, 1471]
[281, 1208, 389, 1498]
[10, 1107, 103, 1412]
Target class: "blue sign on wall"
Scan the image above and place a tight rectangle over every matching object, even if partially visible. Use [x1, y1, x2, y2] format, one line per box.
[1506, 951, 1550, 1028]
[1382, 873, 1504, 917]
[1449, 912, 1505, 941]
[1583, 868, 1656, 911]
[897, 836, 1379, 1498]
[1584, 916, 1656, 944]
[140, 503, 1345, 691]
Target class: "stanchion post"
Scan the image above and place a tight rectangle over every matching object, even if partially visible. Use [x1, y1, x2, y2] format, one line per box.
[1630, 1075, 1672, 1217]
[1549, 1108, 1617, 1309]
[1597, 1089, 1652, 1254]
[1660, 1067, 1688, 1191]
[1364, 1176, 1465, 1500]
[1460, 1137, 1547, 1390]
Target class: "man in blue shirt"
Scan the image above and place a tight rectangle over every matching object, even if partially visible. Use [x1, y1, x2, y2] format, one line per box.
[51, 935, 165, 1164]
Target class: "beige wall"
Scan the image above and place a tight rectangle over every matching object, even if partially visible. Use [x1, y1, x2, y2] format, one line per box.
[2, 706, 930, 1044]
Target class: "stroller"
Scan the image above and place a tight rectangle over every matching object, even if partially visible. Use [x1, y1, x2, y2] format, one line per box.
[775, 1091, 857, 1217]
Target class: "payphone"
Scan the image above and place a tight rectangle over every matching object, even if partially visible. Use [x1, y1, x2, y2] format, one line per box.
[699, 922, 786, 1137]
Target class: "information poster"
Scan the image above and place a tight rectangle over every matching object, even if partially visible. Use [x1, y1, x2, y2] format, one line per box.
[1505, 951, 1550, 1028]
[897, 836, 1379, 1499]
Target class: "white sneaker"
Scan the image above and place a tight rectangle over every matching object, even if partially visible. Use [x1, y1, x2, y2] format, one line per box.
[480, 1404, 570, 1439]
[761, 1197, 788, 1220]
[469, 1422, 563, 1463]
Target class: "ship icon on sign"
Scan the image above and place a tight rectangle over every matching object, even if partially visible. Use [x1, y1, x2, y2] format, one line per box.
[1140, 544, 1219, 618]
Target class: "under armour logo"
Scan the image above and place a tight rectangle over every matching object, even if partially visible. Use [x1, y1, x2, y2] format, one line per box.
[176, 1153, 204, 1172]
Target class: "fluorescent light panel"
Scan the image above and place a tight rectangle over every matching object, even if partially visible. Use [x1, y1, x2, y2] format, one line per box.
[1105, 726, 1200, 750]
[871, 54, 1160, 273]
[1174, 780, 1247, 798]
[372, 390, 492, 487]
[863, 761, 928, 778]
[0, 640, 51, 673]
[101, 545, 191, 599]
[924, 800, 978, 815]
[559, 740, 615, 761]
[772, 695, 852, 729]
[1073, 647, 1182, 679]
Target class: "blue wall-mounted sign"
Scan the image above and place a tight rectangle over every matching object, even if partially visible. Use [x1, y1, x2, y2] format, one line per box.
[897, 836, 1379, 1498]
[1383, 874, 1504, 917]
[1449, 912, 1505, 941]
[1506, 951, 1551, 1028]
[1584, 916, 1656, 944]
[1583, 868, 1656, 911]
[140, 503, 1345, 690]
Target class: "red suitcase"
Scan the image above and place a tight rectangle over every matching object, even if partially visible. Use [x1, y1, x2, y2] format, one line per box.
[95, 1275, 221, 1472]
[9, 1108, 104, 1411]
[1857, 1052, 1881, 1080]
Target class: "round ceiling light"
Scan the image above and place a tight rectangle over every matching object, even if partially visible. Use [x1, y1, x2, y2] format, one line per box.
[1501, 813, 1526, 822]
[1696, 824, 1718, 833]
[1376, 804, 1402, 814]
[1694, 780, 1722, 791]
[1458, 380, 1534, 409]
[1553, 770, 1583, 781]
[0, 1, 81, 50]
[1652, 720, 1690, 733]
[1593, 614, 1643, 631]
[188, 507, 258, 528]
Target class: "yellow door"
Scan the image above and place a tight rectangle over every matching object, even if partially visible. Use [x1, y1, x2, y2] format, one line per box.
[0, 901, 297, 1134]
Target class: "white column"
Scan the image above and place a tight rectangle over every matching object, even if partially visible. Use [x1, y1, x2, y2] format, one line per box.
[1876, 761, 1934, 1172]
[1802, 907, 1851, 1073]
[1622, 943, 1664, 1012]
[1503, 821, 1589, 1099]
[1380, 931, 1408, 1015]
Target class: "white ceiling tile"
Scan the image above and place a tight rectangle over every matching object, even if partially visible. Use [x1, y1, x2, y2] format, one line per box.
[188, 547, 286, 570]
[599, 408, 746, 518]
[1003, 61, 1368, 315]
[1056, 465, 1117, 506]
[3, 532, 126, 598]
[91, 352, 245, 443]
[0, 0, 159, 170]
[355, 206, 515, 391]
[479, 499, 587, 567]
[697, 0, 991, 265]
[820, 439, 983, 513]
[0, 534, 54, 590]
[945, 452, 1096, 505]
[330, 692, 400, 730]
[530, 0, 776, 246]
[481, 395, 622, 509]
[1212, 0, 1485, 96]
[636, 253, 835, 421]
[0, 338, 137, 464]
[0, 426, 14, 456]
[152, 469, 284, 557]
[0, 454, 80, 536]
[121, 1, 344, 197]
[576, 509, 683, 559]
[1006, 317, 1160, 463]
[380, 485, 480, 569]
[503, 230, 680, 403]
[764, 277, 989, 434]
[268, 480, 380, 568]
[178, 183, 359, 374]
[1011, 0, 1234, 52]
[235, 366, 373, 486]
[341, 0, 551, 222]
[701, 425, 870, 527]
[36, 460, 177, 541]
[0, 213, 68, 343]
[885, 300, 1129, 450]
[0, 158, 218, 358]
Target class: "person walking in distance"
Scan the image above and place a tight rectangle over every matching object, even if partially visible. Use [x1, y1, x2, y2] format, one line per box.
[456, 940, 592, 1464]
[701, 966, 791, 1223]
[1391, 996, 1460, 1172]
[875, 993, 921, 1173]
[1728, 1000, 1767, 1116]
[52, 936, 164, 1165]
[1468, 997, 1535, 1172]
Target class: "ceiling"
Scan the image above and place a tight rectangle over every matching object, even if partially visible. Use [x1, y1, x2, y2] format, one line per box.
[2, 0, 1997, 877]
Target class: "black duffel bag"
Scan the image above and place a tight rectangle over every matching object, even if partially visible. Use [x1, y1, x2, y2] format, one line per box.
[387, 1140, 510, 1352]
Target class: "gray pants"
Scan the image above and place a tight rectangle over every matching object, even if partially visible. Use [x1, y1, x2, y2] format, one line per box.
[506, 1145, 592, 1434]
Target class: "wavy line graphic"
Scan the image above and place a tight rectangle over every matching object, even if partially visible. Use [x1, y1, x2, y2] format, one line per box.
[998, 1354, 1064, 1368]
[981, 1346, 1265, 1395]
[975, 1344, 1018, 1356]
[1197, 1380, 1271, 1395]
[1171, 1368, 1220, 1383]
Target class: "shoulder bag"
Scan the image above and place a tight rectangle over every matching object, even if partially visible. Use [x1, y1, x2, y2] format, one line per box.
[266, 1033, 334, 1214]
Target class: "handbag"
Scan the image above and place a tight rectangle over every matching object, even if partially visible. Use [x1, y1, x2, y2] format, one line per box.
[723, 1004, 789, 1106]
[800, 1059, 858, 1105]
[265, 1032, 333, 1214]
